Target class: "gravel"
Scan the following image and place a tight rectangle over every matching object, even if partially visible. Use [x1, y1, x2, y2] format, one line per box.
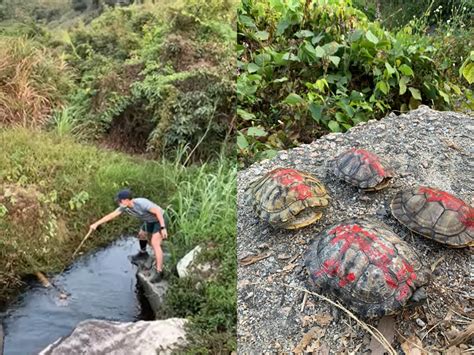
[237, 106, 473, 353]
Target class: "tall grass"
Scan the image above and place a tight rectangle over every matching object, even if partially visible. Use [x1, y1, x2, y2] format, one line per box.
[0, 37, 73, 127]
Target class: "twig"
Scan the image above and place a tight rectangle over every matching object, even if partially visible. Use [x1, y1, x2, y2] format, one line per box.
[281, 283, 397, 355]
[421, 321, 442, 341]
[301, 292, 308, 313]
[71, 229, 94, 259]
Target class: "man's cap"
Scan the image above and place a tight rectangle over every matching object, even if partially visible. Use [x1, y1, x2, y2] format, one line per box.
[115, 189, 132, 202]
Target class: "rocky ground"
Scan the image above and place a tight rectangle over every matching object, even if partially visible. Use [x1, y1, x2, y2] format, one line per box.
[237, 106, 473, 354]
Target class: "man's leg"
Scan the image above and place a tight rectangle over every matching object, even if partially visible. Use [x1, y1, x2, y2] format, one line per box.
[150, 231, 164, 273]
[131, 227, 149, 264]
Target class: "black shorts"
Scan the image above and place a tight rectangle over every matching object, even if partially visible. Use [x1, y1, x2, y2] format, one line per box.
[140, 221, 162, 234]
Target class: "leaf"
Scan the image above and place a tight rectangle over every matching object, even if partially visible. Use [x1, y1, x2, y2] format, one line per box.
[409, 87, 422, 100]
[276, 19, 290, 36]
[366, 30, 379, 44]
[284, 93, 304, 105]
[239, 252, 271, 266]
[439, 90, 450, 104]
[328, 120, 341, 132]
[315, 46, 325, 58]
[237, 108, 256, 121]
[282, 52, 300, 61]
[369, 316, 396, 355]
[311, 34, 324, 45]
[254, 31, 269, 41]
[237, 133, 249, 150]
[399, 64, 414, 76]
[377, 81, 389, 95]
[309, 103, 322, 122]
[293, 327, 325, 353]
[461, 62, 474, 84]
[399, 76, 409, 95]
[273, 77, 288, 83]
[329, 56, 340, 67]
[400, 335, 425, 355]
[295, 30, 314, 38]
[385, 62, 396, 75]
[247, 63, 260, 73]
[247, 126, 267, 137]
[239, 15, 257, 29]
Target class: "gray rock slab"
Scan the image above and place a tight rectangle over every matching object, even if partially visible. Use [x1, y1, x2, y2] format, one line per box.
[39, 318, 187, 355]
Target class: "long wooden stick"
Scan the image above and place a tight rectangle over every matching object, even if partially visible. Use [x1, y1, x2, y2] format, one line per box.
[71, 229, 94, 259]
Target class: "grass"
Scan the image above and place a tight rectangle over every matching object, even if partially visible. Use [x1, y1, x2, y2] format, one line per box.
[0, 127, 236, 352]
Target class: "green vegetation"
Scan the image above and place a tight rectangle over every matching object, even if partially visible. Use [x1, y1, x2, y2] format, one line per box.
[0, 0, 236, 352]
[237, 0, 473, 166]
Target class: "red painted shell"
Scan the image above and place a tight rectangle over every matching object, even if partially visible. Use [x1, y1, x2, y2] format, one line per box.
[391, 186, 473, 247]
[246, 168, 329, 229]
[304, 219, 429, 318]
[333, 148, 393, 190]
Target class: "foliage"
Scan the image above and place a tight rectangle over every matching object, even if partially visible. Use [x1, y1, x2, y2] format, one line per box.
[237, 0, 471, 166]
[352, 0, 473, 30]
[0, 128, 236, 352]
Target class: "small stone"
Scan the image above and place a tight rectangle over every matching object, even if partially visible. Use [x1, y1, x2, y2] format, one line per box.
[277, 253, 291, 260]
[279, 153, 288, 160]
[416, 318, 426, 327]
[257, 243, 270, 250]
[466, 125, 474, 132]
[422, 161, 429, 168]
[326, 135, 337, 141]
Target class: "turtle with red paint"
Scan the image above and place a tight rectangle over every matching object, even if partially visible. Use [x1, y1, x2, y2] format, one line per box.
[391, 186, 474, 247]
[332, 148, 393, 191]
[245, 168, 330, 229]
[304, 219, 430, 318]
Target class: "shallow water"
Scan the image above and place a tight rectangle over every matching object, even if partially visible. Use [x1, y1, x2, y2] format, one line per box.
[1, 236, 154, 355]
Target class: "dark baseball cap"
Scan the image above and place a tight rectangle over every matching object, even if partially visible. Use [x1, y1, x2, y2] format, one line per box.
[115, 189, 132, 202]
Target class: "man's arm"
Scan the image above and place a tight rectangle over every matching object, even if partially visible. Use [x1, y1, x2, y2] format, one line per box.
[150, 207, 167, 239]
[90, 210, 122, 230]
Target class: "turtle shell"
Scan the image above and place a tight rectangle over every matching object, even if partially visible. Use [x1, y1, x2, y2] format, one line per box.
[391, 186, 474, 247]
[246, 168, 330, 229]
[304, 219, 430, 318]
[333, 148, 393, 190]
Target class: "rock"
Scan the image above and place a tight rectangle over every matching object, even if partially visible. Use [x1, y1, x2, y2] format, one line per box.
[416, 318, 426, 328]
[39, 318, 187, 355]
[133, 255, 169, 316]
[177, 245, 203, 278]
[176, 245, 216, 279]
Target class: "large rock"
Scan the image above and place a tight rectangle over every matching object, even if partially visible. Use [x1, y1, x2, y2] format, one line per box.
[133, 255, 169, 316]
[39, 318, 187, 355]
[176, 244, 217, 279]
[237, 106, 473, 353]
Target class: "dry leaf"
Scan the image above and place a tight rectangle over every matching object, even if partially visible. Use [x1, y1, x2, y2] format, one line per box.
[448, 321, 474, 347]
[369, 316, 396, 355]
[239, 252, 271, 266]
[445, 346, 462, 355]
[302, 313, 333, 327]
[293, 326, 325, 353]
[401, 335, 426, 355]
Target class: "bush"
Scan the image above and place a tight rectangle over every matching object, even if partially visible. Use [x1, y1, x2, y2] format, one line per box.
[236, 0, 468, 166]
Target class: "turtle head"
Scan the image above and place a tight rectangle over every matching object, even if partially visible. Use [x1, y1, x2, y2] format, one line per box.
[408, 287, 427, 306]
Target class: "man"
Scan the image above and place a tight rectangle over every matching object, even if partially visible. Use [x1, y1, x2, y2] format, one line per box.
[90, 189, 168, 283]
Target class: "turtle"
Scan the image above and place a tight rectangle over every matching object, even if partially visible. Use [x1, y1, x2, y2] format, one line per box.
[304, 219, 430, 318]
[391, 186, 474, 247]
[245, 168, 330, 229]
[332, 148, 393, 191]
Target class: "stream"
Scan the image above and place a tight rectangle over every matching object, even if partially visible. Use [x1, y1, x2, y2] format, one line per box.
[1, 236, 154, 355]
